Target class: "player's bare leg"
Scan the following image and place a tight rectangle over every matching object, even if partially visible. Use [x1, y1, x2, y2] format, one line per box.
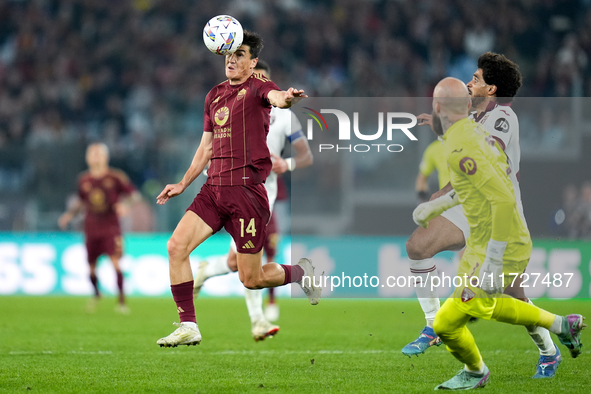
[234, 250, 280, 340]
[402, 215, 465, 356]
[158, 211, 213, 347]
[237, 252, 321, 305]
[264, 232, 280, 322]
[110, 255, 129, 314]
[505, 274, 560, 378]
[86, 260, 101, 313]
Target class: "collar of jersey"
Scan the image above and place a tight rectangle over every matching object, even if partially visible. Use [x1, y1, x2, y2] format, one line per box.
[442, 117, 472, 140]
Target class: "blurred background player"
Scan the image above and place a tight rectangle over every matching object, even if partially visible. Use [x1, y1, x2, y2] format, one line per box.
[192, 60, 313, 341]
[155, 32, 317, 348]
[403, 53, 561, 379]
[417, 77, 585, 390]
[416, 138, 449, 203]
[58, 142, 141, 314]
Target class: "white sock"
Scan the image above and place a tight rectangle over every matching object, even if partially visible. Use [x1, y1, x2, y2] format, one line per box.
[464, 364, 485, 375]
[410, 258, 440, 327]
[526, 300, 556, 356]
[245, 288, 264, 323]
[204, 255, 232, 278]
[549, 315, 563, 335]
[181, 321, 197, 329]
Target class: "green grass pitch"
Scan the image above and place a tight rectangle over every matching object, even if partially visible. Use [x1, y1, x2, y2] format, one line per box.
[0, 296, 589, 393]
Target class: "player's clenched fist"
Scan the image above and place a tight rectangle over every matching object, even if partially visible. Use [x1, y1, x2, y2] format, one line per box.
[412, 190, 460, 228]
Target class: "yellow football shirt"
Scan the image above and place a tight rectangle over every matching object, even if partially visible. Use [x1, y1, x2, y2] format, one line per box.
[442, 118, 532, 277]
[419, 139, 450, 189]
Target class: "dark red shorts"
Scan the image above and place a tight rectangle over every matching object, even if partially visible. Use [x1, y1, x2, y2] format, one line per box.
[85, 234, 123, 264]
[187, 183, 270, 254]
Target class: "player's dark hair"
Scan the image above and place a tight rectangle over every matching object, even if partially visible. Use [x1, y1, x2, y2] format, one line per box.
[254, 59, 271, 76]
[242, 30, 264, 59]
[477, 52, 522, 103]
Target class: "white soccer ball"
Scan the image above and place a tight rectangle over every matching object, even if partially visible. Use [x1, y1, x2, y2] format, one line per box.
[203, 15, 244, 56]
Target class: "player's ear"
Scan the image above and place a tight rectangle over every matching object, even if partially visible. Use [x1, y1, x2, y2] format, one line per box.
[251, 58, 258, 70]
[487, 84, 497, 96]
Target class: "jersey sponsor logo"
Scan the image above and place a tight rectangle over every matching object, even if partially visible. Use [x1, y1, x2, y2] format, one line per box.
[494, 118, 509, 133]
[459, 157, 477, 175]
[461, 287, 475, 302]
[214, 126, 231, 139]
[236, 88, 247, 101]
[89, 189, 107, 212]
[242, 240, 255, 249]
[215, 106, 230, 126]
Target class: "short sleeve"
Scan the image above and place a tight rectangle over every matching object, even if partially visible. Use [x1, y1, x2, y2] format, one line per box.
[486, 108, 518, 152]
[253, 74, 280, 101]
[203, 91, 214, 133]
[419, 143, 436, 177]
[113, 170, 136, 195]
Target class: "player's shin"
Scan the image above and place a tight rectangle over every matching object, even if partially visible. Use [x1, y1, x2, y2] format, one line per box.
[526, 300, 556, 356]
[410, 258, 440, 326]
[171, 281, 197, 323]
[491, 295, 553, 327]
[436, 325, 483, 371]
[245, 288, 265, 323]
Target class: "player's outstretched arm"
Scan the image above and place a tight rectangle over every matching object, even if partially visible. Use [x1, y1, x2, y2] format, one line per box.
[267, 88, 308, 109]
[157, 132, 213, 205]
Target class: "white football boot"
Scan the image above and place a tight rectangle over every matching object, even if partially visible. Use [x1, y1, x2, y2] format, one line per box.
[251, 319, 280, 342]
[297, 258, 321, 305]
[157, 322, 202, 347]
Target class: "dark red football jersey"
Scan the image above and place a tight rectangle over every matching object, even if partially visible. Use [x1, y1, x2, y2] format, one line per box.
[204, 73, 279, 186]
[77, 169, 136, 238]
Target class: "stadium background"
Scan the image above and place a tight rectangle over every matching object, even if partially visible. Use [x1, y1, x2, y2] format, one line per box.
[1, 0, 591, 298]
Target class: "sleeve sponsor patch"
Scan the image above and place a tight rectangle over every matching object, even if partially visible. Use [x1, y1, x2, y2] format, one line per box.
[494, 118, 510, 133]
[459, 157, 477, 175]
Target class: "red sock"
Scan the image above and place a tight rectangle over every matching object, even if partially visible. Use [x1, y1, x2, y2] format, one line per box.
[280, 264, 304, 285]
[171, 281, 196, 323]
[116, 270, 125, 305]
[268, 288, 275, 304]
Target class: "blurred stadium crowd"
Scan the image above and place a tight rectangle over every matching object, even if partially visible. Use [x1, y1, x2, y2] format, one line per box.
[0, 0, 590, 234]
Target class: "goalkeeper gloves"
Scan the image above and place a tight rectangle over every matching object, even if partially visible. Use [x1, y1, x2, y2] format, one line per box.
[478, 239, 507, 294]
[412, 190, 460, 228]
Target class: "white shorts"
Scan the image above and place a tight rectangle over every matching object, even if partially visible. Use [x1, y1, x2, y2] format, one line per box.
[440, 204, 470, 241]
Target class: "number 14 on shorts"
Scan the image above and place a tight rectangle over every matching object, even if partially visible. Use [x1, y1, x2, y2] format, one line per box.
[239, 218, 256, 237]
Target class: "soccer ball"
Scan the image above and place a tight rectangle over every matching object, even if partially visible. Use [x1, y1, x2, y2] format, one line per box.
[203, 15, 244, 55]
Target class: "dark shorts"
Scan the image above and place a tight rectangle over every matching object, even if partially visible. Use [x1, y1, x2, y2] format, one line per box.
[187, 183, 270, 254]
[85, 234, 123, 264]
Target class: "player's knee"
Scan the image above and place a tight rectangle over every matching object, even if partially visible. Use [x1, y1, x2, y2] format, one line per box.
[432, 316, 449, 339]
[241, 276, 262, 290]
[406, 236, 431, 260]
[166, 237, 189, 262]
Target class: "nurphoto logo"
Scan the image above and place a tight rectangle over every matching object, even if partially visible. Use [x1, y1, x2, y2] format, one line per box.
[303, 108, 418, 153]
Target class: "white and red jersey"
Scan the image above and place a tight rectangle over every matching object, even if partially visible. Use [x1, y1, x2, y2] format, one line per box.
[265, 107, 304, 212]
[470, 101, 525, 221]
